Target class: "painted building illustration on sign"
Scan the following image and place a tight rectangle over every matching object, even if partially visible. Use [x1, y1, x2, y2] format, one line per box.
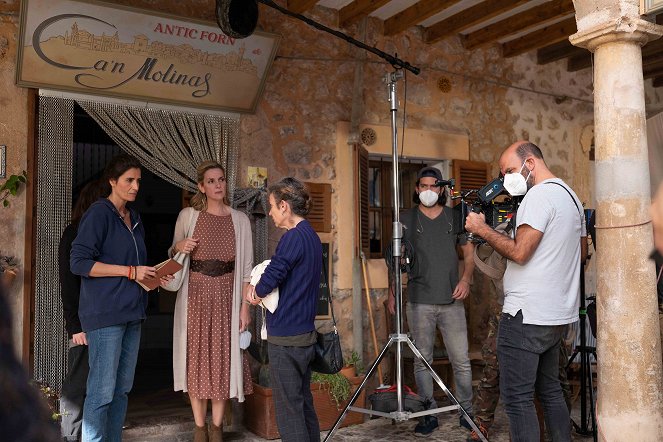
[17, 0, 279, 112]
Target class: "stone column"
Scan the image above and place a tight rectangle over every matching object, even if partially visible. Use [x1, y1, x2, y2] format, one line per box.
[570, 2, 663, 440]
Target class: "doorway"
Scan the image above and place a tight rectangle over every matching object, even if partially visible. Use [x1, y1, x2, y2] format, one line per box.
[72, 103, 191, 425]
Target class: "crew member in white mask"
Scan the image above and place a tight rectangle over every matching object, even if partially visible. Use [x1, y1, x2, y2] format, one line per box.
[388, 166, 476, 437]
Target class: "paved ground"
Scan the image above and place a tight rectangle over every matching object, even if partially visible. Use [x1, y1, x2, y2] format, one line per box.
[123, 400, 594, 442]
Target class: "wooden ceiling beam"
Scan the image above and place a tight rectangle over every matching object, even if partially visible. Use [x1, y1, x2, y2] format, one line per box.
[287, 0, 319, 14]
[501, 17, 577, 58]
[424, 0, 529, 44]
[568, 36, 663, 72]
[339, 0, 391, 27]
[537, 40, 587, 65]
[653, 76, 663, 88]
[567, 53, 591, 71]
[464, 0, 575, 50]
[384, 0, 461, 36]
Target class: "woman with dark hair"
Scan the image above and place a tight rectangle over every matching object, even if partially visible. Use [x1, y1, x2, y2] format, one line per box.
[58, 180, 103, 442]
[247, 177, 323, 442]
[169, 160, 253, 442]
[70, 154, 170, 442]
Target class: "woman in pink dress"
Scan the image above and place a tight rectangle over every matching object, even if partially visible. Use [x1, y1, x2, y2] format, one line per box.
[170, 161, 253, 442]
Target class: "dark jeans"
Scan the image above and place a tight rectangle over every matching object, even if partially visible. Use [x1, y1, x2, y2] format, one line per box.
[497, 311, 571, 442]
[268, 342, 320, 442]
[60, 344, 89, 441]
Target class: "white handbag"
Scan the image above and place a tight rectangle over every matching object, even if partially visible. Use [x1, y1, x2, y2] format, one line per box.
[162, 209, 196, 292]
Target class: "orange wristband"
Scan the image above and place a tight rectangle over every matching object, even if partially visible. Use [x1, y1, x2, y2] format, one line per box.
[127, 266, 132, 279]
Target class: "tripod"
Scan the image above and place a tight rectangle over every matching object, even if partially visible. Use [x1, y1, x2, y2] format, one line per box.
[565, 265, 597, 441]
[323, 71, 487, 442]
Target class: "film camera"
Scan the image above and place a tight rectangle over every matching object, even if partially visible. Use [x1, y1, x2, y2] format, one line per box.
[450, 177, 521, 242]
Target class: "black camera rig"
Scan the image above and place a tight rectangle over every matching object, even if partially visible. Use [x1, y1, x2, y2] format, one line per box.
[450, 177, 521, 241]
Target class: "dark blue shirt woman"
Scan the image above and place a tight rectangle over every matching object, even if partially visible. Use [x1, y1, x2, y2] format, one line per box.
[70, 154, 169, 442]
[248, 177, 322, 442]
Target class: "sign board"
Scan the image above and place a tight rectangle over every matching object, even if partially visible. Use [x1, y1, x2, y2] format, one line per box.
[17, 0, 280, 113]
[316, 242, 331, 319]
[641, 0, 663, 15]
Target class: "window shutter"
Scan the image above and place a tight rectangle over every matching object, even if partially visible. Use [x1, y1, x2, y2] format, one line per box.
[306, 182, 332, 233]
[452, 160, 491, 196]
[355, 144, 370, 257]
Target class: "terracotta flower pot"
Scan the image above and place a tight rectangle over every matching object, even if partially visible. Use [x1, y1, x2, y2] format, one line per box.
[244, 376, 367, 440]
[340, 365, 356, 379]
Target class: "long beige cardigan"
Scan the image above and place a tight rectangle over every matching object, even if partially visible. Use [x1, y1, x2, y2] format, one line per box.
[170, 207, 253, 401]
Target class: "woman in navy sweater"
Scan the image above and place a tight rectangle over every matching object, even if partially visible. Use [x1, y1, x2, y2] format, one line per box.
[70, 154, 169, 442]
[247, 177, 323, 442]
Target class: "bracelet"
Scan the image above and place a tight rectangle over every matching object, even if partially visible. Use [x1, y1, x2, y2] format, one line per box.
[242, 300, 252, 306]
[461, 279, 471, 284]
[132, 266, 137, 281]
[127, 266, 133, 280]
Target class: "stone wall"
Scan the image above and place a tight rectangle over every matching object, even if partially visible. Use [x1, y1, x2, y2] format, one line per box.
[4, 0, 663, 367]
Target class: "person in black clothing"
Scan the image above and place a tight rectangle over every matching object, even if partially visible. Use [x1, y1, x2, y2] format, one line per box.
[58, 181, 103, 441]
[0, 283, 60, 442]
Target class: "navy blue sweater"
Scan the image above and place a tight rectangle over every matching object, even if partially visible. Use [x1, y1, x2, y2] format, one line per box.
[70, 198, 148, 332]
[256, 219, 322, 337]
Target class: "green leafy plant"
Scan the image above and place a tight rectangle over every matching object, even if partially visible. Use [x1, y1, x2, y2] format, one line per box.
[311, 372, 351, 408]
[0, 254, 19, 275]
[344, 350, 363, 374]
[32, 380, 62, 422]
[0, 170, 28, 207]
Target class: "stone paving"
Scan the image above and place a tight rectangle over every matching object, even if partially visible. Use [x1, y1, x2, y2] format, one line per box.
[123, 401, 594, 442]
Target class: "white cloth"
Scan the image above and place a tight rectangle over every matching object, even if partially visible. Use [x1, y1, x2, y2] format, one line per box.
[250, 260, 279, 313]
[503, 178, 586, 326]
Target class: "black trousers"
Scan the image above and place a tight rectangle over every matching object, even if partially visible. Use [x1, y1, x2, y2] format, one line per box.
[59, 344, 89, 441]
[268, 343, 320, 442]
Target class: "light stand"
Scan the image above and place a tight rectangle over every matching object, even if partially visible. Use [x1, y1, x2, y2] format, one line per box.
[565, 264, 597, 441]
[322, 70, 487, 442]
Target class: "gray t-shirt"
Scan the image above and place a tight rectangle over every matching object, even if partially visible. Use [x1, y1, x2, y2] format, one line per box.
[402, 206, 465, 305]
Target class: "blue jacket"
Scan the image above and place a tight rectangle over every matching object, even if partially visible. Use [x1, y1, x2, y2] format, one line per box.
[70, 198, 148, 332]
[256, 219, 322, 337]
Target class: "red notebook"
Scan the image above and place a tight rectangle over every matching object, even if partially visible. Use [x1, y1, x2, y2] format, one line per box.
[136, 259, 183, 291]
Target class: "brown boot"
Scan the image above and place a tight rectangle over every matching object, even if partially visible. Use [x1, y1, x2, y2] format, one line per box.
[193, 424, 208, 442]
[209, 422, 223, 442]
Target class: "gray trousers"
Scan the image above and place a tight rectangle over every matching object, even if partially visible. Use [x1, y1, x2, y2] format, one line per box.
[268, 342, 320, 442]
[406, 301, 474, 414]
[60, 343, 89, 441]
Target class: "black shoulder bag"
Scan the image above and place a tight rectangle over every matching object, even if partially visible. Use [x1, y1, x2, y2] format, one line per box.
[311, 256, 343, 374]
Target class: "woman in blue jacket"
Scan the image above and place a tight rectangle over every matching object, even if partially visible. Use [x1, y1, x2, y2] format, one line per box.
[70, 154, 167, 442]
[247, 177, 323, 442]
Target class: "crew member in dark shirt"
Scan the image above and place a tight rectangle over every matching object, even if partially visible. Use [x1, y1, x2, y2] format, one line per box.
[58, 181, 102, 442]
[247, 177, 322, 442]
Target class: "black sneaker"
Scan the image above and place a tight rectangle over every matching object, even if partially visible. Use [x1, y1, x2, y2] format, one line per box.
[459, 414, 475, 431]
[414, 415, 439, 437]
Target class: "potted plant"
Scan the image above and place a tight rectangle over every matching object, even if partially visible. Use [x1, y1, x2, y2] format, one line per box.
[340, 350, 363, 379]
[245, 365, 367, 439]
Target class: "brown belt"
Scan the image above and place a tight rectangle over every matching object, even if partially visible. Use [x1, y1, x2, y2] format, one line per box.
[190, 259, 235, 277]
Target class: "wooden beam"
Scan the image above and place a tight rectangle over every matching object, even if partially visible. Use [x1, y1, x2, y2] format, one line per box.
[567, 53, 591, 71]
[568, 36, 663, 72]
[501, 17, 577, 58]
[287, 0, 319, 14]
[537, 40, 587, 65]
[424, 0, 529, 44]
[384, 0, 461, 36]
[464, 0, 575, 50]
[339, 0, 391, 27]
[653, 76, 663, 88]
[644, 60, 663, 79]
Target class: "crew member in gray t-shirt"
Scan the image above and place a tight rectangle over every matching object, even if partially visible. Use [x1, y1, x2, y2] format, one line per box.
[388, 166, 475, 437]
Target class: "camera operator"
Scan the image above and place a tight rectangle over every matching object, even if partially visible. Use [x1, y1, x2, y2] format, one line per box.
[389, 166, 475, 437]
[465, 141, 586, 442]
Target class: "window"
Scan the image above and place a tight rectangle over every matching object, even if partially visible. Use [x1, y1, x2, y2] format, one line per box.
[356, 147, 491, 260]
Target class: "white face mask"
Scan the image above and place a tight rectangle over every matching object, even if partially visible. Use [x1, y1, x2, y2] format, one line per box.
[418, 189, 439, 207]
[503, 160, 531, 196]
